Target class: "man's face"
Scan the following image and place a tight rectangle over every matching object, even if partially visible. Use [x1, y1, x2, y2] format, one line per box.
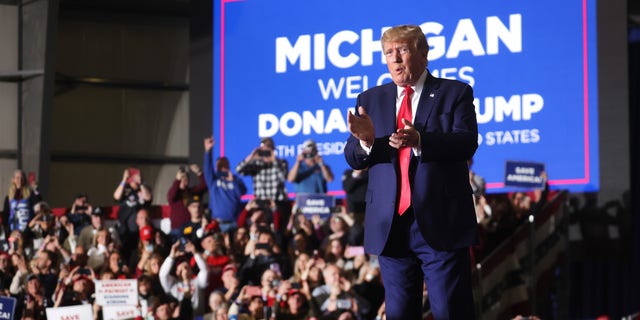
[136, 209, 149, 227]
[188, 202, 201, 218]
[323, 265, 341, 286]
[37, 252, 49, 270]
[383, 39, 427, 87]
[91, 214, 102, 228]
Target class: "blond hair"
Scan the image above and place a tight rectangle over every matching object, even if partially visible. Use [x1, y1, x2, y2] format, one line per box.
[8, 170, 30, 200]
[381, 24, 429, 53]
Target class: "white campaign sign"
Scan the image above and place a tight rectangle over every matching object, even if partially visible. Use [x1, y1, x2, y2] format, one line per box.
[95, 279, 138, 306]
[102, 304, 140, 320]
[45, 304, 92, 320]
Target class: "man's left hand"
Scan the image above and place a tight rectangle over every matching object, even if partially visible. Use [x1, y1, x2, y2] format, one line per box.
[389, 118, 419, 149]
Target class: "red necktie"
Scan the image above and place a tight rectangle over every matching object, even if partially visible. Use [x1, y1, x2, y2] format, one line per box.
[397, 86, 413, 215]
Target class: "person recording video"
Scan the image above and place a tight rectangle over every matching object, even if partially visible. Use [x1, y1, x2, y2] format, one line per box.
[287, 139, 334, 194]
[159, 239, 209, 316]
[236, 137, 288, 202]
[236, 137, 291, 234]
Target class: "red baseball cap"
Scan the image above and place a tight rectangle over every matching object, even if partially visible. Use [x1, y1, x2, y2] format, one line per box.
[140, 226, 154, 241]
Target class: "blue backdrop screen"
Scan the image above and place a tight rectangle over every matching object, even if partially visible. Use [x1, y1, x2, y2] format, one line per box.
[213, 0, 599, 197]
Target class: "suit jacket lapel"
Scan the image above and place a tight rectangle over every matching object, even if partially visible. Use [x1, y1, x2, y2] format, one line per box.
[414, 72, 440, 132]
[380, 83, 397, 135]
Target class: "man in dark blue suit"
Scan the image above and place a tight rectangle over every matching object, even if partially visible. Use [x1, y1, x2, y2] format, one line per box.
[345, 25, 478, 319]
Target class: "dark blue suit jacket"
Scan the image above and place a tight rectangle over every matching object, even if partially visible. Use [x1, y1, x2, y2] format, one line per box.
[344, 72, 479, 254]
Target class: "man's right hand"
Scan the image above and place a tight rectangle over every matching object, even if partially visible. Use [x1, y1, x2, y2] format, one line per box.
[347, 107, 375, 147]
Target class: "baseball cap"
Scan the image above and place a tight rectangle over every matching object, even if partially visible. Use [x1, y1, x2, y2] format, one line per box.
[303, 139, 316, 149]
[187, 195, 201, 205]
[140, 225, 154, 241]
[91, 207, 103, 216]
[303, 139, 318, 155]
[204, 220, 220, 234]
[25, 274, 39, 282]
[222, 264, 237, 274]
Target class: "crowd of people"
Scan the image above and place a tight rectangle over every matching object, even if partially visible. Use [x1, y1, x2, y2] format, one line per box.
[0, 135, 550, 320]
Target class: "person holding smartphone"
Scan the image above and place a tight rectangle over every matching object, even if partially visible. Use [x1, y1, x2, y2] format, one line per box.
[67, 193, 92, 236]
[113, 168, 152, 267]
[236, 137, 288, 201]
[287, 139, 334, 195]
[167, 163, 207, 232]
[311, 263, 370, 317]
[160, 239, 209, 316]
[236, 137, 291, 231]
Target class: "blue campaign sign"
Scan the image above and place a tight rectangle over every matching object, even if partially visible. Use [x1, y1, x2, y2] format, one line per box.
[504, 160, 546, 189]
[213, 0, 599, 196]
[0, 295, 16, 320]
[295, 193, 335, 219]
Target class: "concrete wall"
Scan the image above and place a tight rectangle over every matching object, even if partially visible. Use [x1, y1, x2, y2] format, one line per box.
[0, 4, 19, 205]
[50, 13, 190, 207]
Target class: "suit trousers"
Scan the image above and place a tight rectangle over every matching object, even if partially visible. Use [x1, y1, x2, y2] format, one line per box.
[378, 207, 476, 320]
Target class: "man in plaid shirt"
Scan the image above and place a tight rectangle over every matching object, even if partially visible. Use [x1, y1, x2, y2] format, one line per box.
[236, 137, 289, 202]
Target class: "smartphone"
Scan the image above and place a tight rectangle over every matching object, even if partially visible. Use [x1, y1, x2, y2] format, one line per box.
[335, 299, 352, 310]
[269, 263, 280, 273]
[179, 237, 188, 251]
[255, 199, 271, 209]
[245, 286, 262, 297]
[77, 268, 91, 276]
[255, 243, 271, 250]
[28, 172, 36, 185]
[127, 168, 140, 184]
[257, 149, 272, 157]
[347, 246, 365, 257]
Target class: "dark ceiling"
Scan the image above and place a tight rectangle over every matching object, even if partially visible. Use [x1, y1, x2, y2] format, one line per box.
[58, 0, 213, 38]
[59, 0, 190, 17]
[57, 0, 640, 28]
